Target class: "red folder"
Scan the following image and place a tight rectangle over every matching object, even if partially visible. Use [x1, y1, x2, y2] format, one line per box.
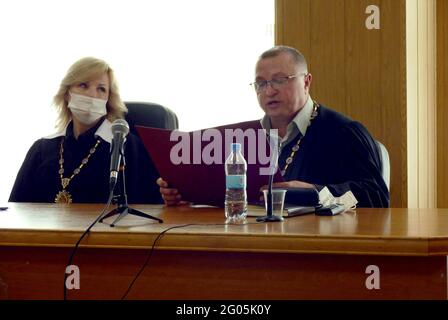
[136, 120, 284, 207]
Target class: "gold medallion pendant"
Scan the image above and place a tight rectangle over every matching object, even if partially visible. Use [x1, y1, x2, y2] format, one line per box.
[55, 137, 101, 205]
[55, 190, 73, 204]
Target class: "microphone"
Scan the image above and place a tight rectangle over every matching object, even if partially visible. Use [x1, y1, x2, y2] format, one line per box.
[266, 169, 274, 216]
[266, 138, 281, 217]
[256, 131, 282, 222]
[109, 119, 129, 192]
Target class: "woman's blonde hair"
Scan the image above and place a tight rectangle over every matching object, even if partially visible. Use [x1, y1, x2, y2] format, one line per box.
[53, 57, 127, 131]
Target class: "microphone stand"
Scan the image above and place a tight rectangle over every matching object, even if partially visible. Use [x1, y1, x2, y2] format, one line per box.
[100, 153, 163, 227]
[256, 135, 283, 223]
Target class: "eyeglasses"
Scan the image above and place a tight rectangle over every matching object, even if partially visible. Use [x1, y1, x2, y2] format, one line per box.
[251, 73, 307, 92]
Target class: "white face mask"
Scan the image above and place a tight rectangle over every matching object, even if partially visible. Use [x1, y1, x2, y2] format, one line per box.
[68, 92, 107, 125]
[319, 187, 358, 211]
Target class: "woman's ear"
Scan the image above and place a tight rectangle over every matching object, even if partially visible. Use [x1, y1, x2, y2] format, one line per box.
[64, 91, 70, 103]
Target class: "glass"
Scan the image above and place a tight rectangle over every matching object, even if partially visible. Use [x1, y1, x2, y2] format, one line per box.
[251, 73, 307, 92]
[263, 189, 287, 219]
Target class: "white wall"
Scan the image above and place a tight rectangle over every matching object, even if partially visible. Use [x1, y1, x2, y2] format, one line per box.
[0, 0, 273, 203]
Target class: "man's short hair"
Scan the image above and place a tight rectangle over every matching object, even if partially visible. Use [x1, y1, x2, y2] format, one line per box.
[259, 45, 308, 72]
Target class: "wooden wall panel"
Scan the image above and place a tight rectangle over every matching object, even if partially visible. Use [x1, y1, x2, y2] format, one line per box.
[379, 0, 407, 208]
[276, 0, 310, 51]
[276, 0, 407, 207]
[437, 0, 448, 207]
[310, 0, 346, 110]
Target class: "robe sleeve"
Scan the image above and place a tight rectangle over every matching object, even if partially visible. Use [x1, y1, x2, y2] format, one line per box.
[316, 121, 390, 208]
[9, 140, 43, 202]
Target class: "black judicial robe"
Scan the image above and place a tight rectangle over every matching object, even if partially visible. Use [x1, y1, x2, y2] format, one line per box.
[9, 120, 162, 204]
[279, 105, 389, 208]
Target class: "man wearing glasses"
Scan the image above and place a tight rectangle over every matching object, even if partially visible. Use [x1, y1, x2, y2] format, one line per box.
[159, 46, 389, 208]
[252, 45, 388, 208]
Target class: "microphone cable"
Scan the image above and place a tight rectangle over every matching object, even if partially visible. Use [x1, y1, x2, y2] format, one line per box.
[121, 221, 259, 300]
[63, 192, 114, 300]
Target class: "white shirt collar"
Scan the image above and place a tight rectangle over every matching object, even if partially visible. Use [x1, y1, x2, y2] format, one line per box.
[43, 119, 113, 143]
[95, 119, 113, 143]
[290, 95, 314, 137]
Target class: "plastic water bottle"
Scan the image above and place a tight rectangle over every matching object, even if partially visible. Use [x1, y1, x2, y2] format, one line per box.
[224, 143, 247, 223]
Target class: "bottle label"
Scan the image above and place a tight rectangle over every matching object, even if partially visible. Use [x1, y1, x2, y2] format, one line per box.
[226, 175, 246, 189]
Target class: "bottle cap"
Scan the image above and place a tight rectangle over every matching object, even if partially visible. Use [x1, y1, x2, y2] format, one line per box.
[231, 143, 241, 152]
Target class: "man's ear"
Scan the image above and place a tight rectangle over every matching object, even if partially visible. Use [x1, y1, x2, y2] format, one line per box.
[304, 73, 312, 91]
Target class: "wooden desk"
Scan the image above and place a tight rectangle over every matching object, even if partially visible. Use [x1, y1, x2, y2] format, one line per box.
[0, 203, 447, 299]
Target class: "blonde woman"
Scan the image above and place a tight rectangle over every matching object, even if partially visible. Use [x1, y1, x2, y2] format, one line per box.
[10, 57, 161, 204]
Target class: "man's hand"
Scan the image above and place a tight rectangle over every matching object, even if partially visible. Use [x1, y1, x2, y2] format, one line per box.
[259, 180, 315, 201]
[156, 177, 189, 206]
[261, 180, 315, 190]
